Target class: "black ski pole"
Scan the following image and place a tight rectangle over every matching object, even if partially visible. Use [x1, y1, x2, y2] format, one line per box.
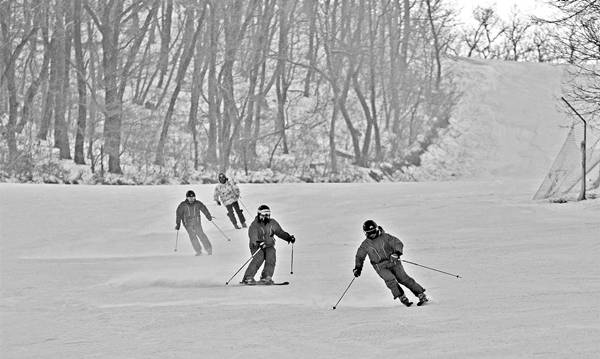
[239, 199, 250, 212]
[332, 277, 356, 310]
[174, 230, 179, 252]
[211, 221, 232, 242]
[290, 243, 294, 274]
[402, 259, 461, 278]
[225, 248, 262, 285]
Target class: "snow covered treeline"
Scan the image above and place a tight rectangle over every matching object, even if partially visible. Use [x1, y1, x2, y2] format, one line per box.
[1, 0, 459, 183]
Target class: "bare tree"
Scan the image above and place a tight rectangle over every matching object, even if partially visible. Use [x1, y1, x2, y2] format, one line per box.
[502, 7, 533, 61]
[155, 2, 206, 166]
[156, 0, 173, 88]
[540, 0, 600, 115]
[73, 0, 87, 164]
[0, 1, 38, 162]
[461, 6, 506, 59]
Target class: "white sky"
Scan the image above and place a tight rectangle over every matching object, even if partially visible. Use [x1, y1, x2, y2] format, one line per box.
[452, 0, 558, 24]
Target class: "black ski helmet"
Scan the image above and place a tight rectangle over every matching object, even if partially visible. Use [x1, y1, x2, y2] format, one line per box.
[257, 204, 270, 214]
[186, 190, 196, 198]
[363, 219, 379, 238]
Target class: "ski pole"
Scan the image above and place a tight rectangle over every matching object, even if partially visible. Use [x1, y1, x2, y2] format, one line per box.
[211, 221, 232, 242]
[290, 243, 294, 275]
[402, 259, 461, 278]
[332, 277, 356, 310]
[174, 230, 179, 252]
[239, 199, 250, 212]
[225, 248, 262, 285]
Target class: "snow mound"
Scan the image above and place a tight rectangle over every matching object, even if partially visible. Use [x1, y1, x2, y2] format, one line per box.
[414, 58, 570, 181]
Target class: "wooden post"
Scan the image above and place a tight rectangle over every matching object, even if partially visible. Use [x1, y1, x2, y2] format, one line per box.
[578, 140, 586, 201]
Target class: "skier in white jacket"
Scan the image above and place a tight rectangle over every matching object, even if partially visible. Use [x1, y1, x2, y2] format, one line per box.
[213, 173, 246, 229]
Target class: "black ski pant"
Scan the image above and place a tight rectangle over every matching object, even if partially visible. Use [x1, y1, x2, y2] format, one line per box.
[242, 244, 276, 281]
[225, 201, 245, 227]
[184, 220, 212, 255]
[374, 262, 425, 299]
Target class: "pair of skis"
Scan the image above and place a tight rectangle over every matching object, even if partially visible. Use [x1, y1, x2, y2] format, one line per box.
[239, 281, 289, 286]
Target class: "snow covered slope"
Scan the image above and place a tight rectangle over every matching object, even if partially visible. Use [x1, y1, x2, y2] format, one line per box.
[1, 182, 599, 358]
[414, 58, 570, 181]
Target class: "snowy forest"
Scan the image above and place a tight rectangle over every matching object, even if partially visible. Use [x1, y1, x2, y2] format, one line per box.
[1, 0, 599, 184]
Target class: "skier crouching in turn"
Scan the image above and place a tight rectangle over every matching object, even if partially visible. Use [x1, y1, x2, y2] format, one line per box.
[213, 173, 246, 229]
[353, 220, 428, 306]
[175, 190, 214, 256]
[241, 205, 295, 285]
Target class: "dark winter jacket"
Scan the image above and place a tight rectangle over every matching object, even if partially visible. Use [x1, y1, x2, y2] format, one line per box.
[176, 200, 212, 228]
[355, 227, 404, 271]
[248, 217, 293, 248]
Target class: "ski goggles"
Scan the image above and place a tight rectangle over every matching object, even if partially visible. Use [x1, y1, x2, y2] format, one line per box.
[258, 209, 271, 217]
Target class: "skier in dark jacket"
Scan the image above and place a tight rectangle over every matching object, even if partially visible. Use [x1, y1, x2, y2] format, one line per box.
[241, 205, 295, 285]
[175, 190, 213, 255]
[353, 220, 428, 306]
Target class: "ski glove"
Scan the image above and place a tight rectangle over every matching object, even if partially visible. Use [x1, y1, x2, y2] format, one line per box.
[289, 235, 296, 244]
[175, 224, 180, 230]
[207, 215, 213, 221]
[216, 201, 221, 206]
[353, 267, 362, 277]
[390, 253, 400, 265]
[257, 242, 266, 249]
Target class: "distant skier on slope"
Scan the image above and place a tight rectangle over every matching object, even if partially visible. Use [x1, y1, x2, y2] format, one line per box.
[213, 173, 246, 229]
[175, 190, 214, 256]
[353, 220, 429, 306]
[241, 205, 295, 285]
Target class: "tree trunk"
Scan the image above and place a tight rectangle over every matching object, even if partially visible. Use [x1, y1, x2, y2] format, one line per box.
[99, 0, 125, 174]
[275, 0, 291, 154]
[302, 0, 316, 97]
[73, 0, 87, 164]
[86, 19, 97, 170]
[188, 11, 207, 170]
[206, 1, 219, 164]
[38, 35, 56, 141]
[0, 2, 18, 162]
[368, 0, 382, 160]
[157, 0, 173, 88]
[425, 0, 441, 91]
[52, 3, 71, 159]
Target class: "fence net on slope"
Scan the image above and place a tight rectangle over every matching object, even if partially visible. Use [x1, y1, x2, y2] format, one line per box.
[533, 123, 600, 200]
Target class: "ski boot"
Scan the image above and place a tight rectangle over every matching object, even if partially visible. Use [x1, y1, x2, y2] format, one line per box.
[417, 292, 429, 306]
[399, 295, 413, 307]
[241, 278, 256, 285]
[234, 223, 241, 229]
[241, 222, 247, 228]
[259, 276, 274, 285]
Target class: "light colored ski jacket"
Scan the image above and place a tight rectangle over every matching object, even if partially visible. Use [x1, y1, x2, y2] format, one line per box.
[213, 180, 241, 206]
[355, 228, 404, 271]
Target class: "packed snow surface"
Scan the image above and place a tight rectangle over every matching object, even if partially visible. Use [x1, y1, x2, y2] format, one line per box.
[2, 181, 599, 358]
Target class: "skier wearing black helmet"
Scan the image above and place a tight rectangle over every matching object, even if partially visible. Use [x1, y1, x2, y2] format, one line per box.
[241, 205, 295, 285]
[175, 190, 214, 255]
[353, 220, 428, 306]
[213, 173, 246, 229]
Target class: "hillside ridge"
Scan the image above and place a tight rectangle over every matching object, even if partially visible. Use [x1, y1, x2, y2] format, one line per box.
[413, 58, 569, 181]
